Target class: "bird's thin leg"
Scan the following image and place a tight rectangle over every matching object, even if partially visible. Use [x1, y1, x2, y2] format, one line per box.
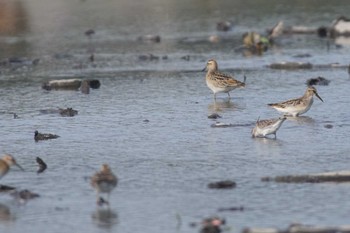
[214, 93, 217, 101]
[227, 92, 231, 99]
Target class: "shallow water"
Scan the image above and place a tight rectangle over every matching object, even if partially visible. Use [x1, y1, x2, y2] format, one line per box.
[1, 0, 350, 232]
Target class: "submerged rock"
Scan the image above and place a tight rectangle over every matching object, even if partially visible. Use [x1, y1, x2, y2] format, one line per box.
[261, 170, 350, 183]
[208, 180, 236, 189]
[34, 130, 60, 141]
[217, 21, 232, 31]
[306, 77, 330, 86]
[208, 113, 222, 119]
[59, 108, 78, 117]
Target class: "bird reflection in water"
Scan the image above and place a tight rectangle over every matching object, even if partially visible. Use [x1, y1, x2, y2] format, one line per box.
[0, 203, 15, 223]
[91, 208, 118, 229]
[208, 99, 239, 113]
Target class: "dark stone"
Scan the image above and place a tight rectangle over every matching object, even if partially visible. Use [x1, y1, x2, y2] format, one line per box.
[36, 157, 47, 174]
[208, 180, 236, 189]
[87, 79, 101, 89]
[208, 113, 222, 119]
[306, 77, 330, 86]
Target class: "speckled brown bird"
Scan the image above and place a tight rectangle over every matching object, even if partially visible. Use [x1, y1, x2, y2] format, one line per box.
[0, 154, 24, 180]
[91, 164, 118, 205]
[203, 59, 245, 100]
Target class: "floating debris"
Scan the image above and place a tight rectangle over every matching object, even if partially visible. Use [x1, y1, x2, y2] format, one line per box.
[36, 157, 47, 174]
[306, 76, 330, 86]
[208, 180, 236, 189]
[261, 170, 350, 183]
[208, 113, 222, 119]
[34, 130, 60, 141]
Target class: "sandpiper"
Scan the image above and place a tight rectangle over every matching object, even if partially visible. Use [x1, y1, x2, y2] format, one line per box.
[252, 116, 287, 138]
[34, 130, 60, 141]
[203, 59, 245, 100]
[91, 164, 118, 205]
[268, 86, 323, 117]
[0, 154, 24, 180]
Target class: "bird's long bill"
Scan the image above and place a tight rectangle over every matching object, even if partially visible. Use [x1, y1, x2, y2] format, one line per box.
[15, 163, 24, 171]
[201, 67, 206, 72]
[315, 92, 324, 102]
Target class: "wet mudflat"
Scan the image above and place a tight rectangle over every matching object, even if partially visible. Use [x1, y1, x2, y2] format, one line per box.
[1, 0, 350, 233]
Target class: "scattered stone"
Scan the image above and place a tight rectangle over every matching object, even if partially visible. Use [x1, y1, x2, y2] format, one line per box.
[59, 108, 78, 117]
[138, 53, 160, 61]
[324, 124, 334, 129]
[137, 35, 161, 43]
[0, 185, 16, 193]
[87, 79, 101, 89]
[218, 206, 244, 212]
[208, 180, 236, 189]
[181, 55, 190, 61]
[13, 113, 19, 119]
[208, 113, 222, 119]
[267, 62, 312, 70]
[261, 170, 350, 183]
[85, 29, 95, 37]
[36, 157, 47, 174]
[217, 21, 232, 31]
[306, 77, 330, 86]
[292, 54, 312, 58]
[143, 119, 150, 123]
[34, 130, 60, 141]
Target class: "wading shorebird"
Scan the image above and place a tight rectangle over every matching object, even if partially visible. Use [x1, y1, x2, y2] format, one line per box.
[203, 59, 245, 100]
[268, 86, 323, 117]
[252, 116, 287, 139]
[34, 130, 60, 141]
[91, 164, 118, 205]
[0, 154, 24, 180]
